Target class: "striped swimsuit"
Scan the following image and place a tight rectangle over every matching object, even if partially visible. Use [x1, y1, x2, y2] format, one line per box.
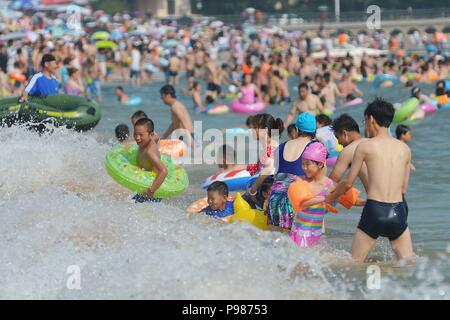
[290, 179, 334, 248]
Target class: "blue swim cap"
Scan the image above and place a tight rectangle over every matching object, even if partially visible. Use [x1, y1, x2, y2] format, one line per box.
[295, 112, 317, 133]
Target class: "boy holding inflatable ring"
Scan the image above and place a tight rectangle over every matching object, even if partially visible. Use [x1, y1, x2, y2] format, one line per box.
[133, 118, 168, 203]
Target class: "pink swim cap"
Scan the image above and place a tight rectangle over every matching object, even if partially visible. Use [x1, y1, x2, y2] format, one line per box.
[302, 142, 328, 164]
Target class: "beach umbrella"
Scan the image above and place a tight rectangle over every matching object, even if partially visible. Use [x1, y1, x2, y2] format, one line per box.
[95, 40, 117, 49]
[442, 26, 450, 34]
[425, 26, 436, 34]
[92, 31, 110, 40]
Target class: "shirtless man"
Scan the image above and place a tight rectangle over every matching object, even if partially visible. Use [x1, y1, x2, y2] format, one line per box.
[168, 51, 181, 86]
[326, 98, 414, 263]
[203, 53, 221, 100]
[160, 84, 195, 147]
[193, 44, 205, 79]
[285, 82, 324, 127]
[133, 117, 168, 203]
[319, 72, 344, 110]
[330, 114, 369, 191]
[338, 73, 364, 103]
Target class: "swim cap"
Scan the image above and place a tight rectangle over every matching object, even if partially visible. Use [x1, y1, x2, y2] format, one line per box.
[295, 112, 317, 133]
[411, 87, 421, 97]
[302, 142, 328, 164]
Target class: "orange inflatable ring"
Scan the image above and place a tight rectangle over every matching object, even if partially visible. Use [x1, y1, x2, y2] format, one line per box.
[158, 139, 186, 158]
[186, 196, 235, 213]
[288, 179, 339, 214]
[338, 187, 361, 209]
[9, 72, 26, 83]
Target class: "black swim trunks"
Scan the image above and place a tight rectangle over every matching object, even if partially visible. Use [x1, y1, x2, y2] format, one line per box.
[169, 70, 178, 77]
[358, 199, 408, 241]
[132, 194, 162, 203]
[207, 82, 222, 94]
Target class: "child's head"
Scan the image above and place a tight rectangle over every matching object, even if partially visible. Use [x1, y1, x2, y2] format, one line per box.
[115, 86, 125, 96]
[115, 124, 130, 143]
[206, 181, 229, 211]
[245, 115, 255, 129]
[260, 178, 274, 200]
[301, 142, 328, 179]
[68, 67, 79, 78]
[160, 84, 177, 105]
[252, 113, 284, 141]
[395, 124, 412, 143]
[316, 114, 332, 129]
[287, 124, 299, 139]
[133, 117, 156, 148]
[217, 144, 236, 169]
[131, 110, 148, 126]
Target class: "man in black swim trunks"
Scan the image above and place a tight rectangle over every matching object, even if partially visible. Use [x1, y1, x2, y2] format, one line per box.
[326, 98, 414, 263]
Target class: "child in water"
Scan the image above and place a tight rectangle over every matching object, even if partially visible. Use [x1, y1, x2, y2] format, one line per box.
[202, 181, 234, 222]
[115, 86, 129, 104]
[396, 124, 416, 172]
[290, 142, 336, 247]
[115, 123, 131, 147]
[133, 117, 168, 203]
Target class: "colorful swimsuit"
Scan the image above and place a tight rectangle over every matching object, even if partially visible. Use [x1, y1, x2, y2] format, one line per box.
[290, 179, 334, 247]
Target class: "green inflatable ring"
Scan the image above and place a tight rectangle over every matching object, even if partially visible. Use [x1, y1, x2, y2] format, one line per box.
[322, 108, 334, 117]
[105, 144, 189, 198]
[0, 94, 101, 131]
[393, 98, 419, 124]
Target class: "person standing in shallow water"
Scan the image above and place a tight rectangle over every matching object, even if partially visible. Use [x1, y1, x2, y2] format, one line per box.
[326, 98, 414, 263]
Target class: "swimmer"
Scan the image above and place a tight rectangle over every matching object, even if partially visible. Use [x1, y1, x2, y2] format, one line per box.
[131, 110, 148, 126]
[191, 82, 204, 111]
[115, 123, 132, 147]
[396, 124, 416, 172]
[160, 85, 195, 146]
[202, 181, 234, 222]
[115, 86, 129, 104]
[133, 118, 168, 203]
[216, 144, 247, 172]
[326, 98, 414, 263]
[285, 82, 324, 127]
[330, 114, 370, 192]
[287, 124, 299, 140]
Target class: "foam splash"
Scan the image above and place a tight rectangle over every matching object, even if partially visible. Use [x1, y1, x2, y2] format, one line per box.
[0, 125, 448, 299]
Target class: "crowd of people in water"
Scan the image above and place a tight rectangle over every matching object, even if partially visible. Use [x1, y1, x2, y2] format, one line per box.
[2, 9, 450, 263]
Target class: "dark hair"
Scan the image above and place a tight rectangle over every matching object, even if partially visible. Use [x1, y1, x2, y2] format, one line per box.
[218, 144, 236, 164]
[253, 113, 284, 137]
[316, 114, 332, 126]
[116, 86, 124, 92]
[68, 67, 79, 77]
[298, 82, 309, 91]
[207, 181, 229, 197]
[364, 97, 395, 128]
[193, 81, 201, 89]
[246, 115, 255, 127]
[115, 124, 130, 142]
[160, 84, 176, 98]
[260, 177, 273, 195]
[395, 124, 411, 139]
[332, 114, 360, 134]
[41, 54, 56, 68]
[131, 110, 148, 121]
[287, 123, 297, 135]
[206, 95, 215, 104]
[134, 117, 154, 133]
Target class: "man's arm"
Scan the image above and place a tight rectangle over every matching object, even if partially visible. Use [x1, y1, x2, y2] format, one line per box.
[20, 73, 39, 102]
[316, 95, 324, 112]
[162, 123, 174, 139]
[329, 149, 351, 183]
[285, 103, 298, 127]
[142, 148, 168, 198]
[326, 144, 366, 204]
